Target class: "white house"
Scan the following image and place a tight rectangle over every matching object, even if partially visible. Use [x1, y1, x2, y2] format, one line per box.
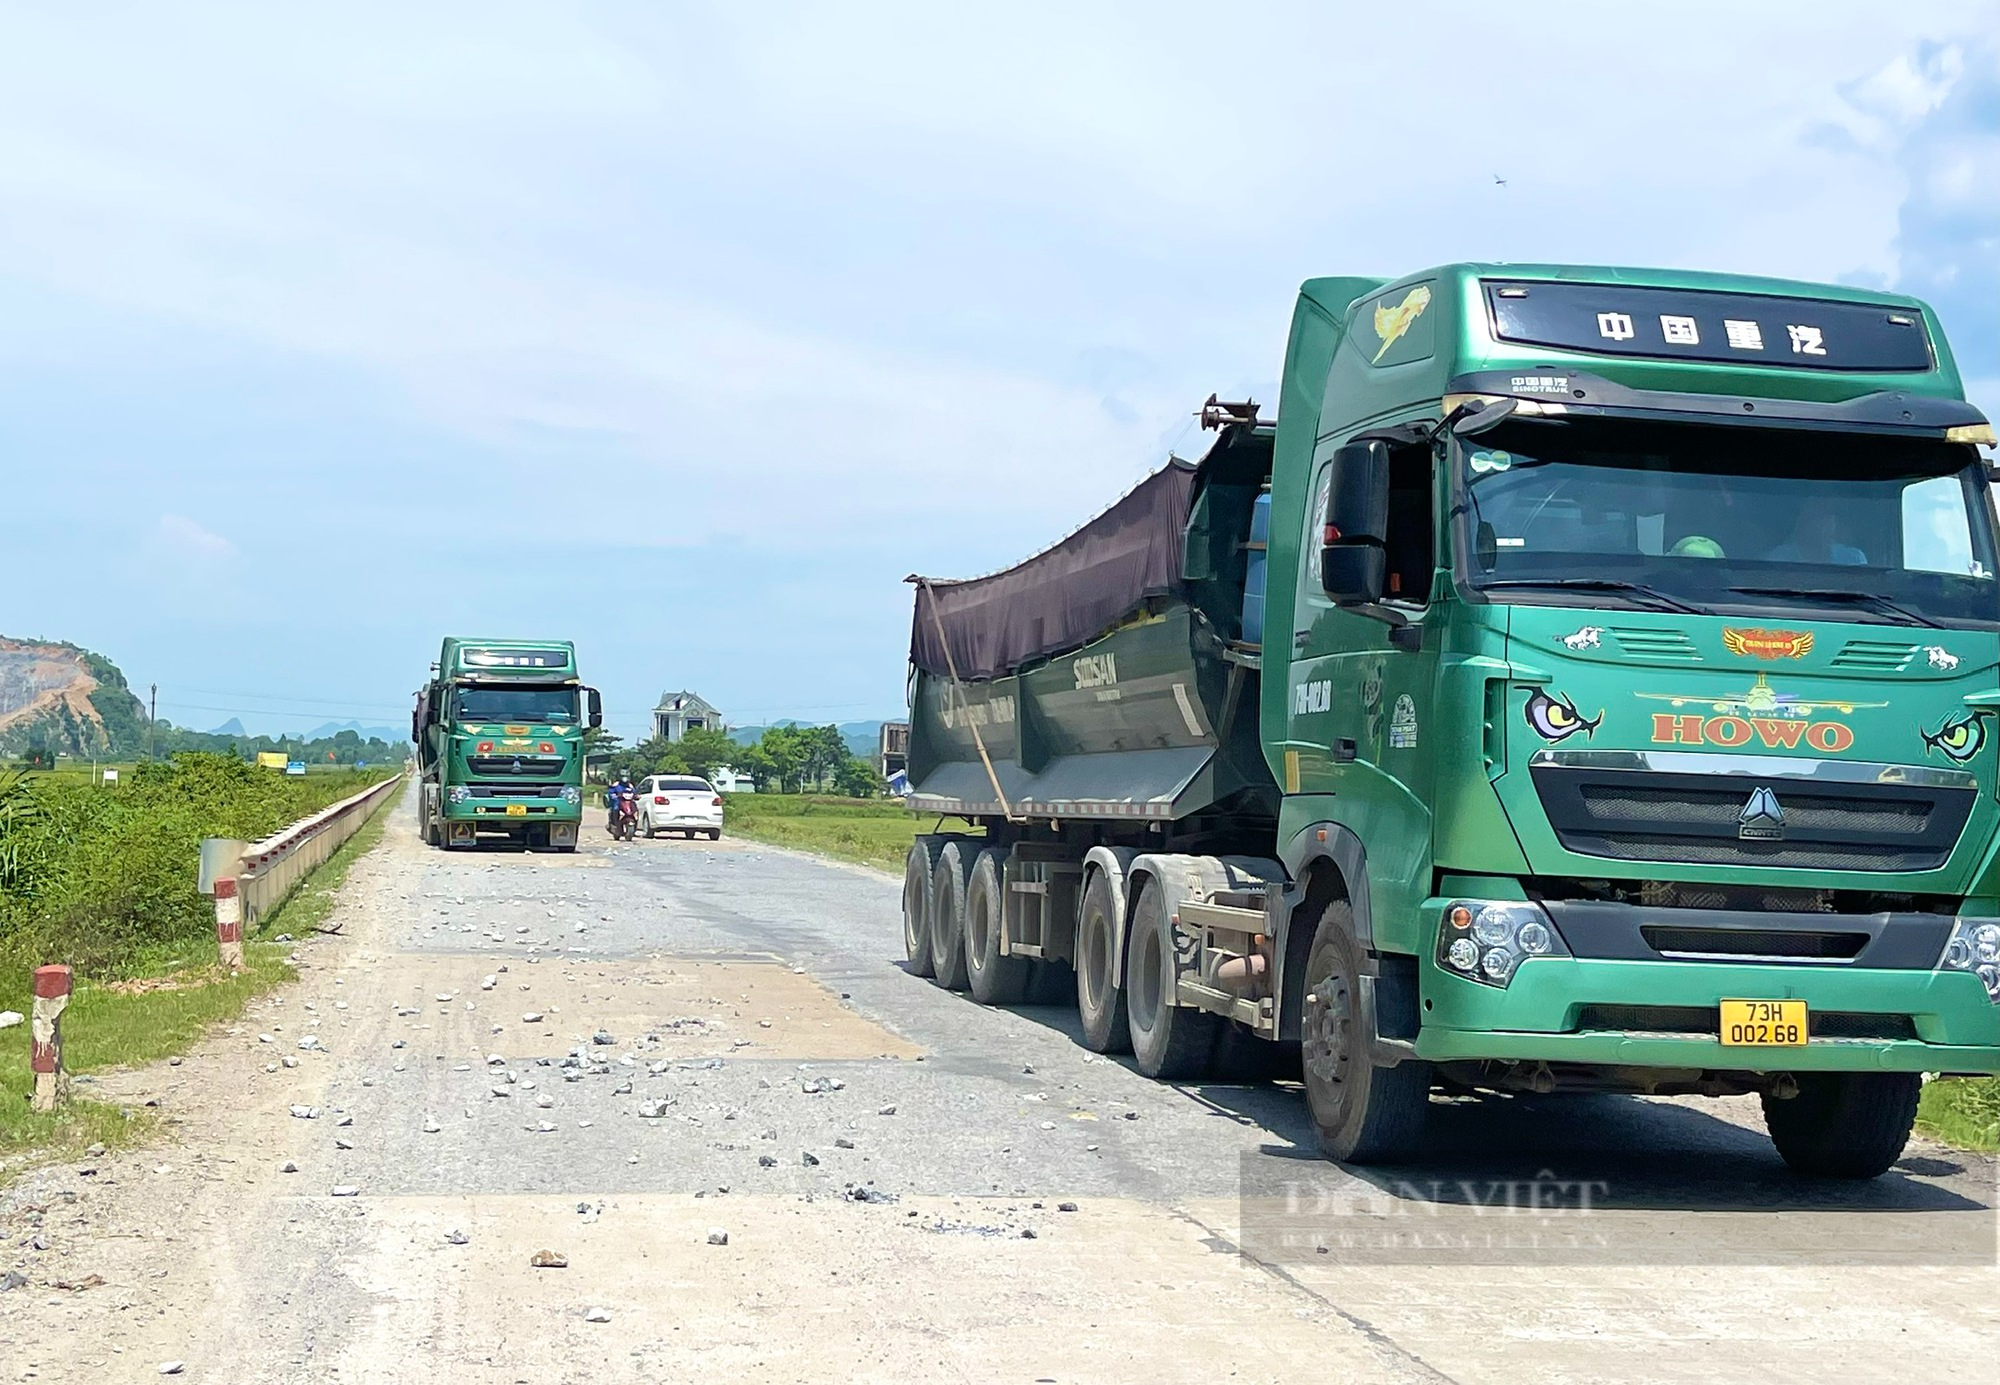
[711, 766, 756, 794]
[652, 691, 723, 743]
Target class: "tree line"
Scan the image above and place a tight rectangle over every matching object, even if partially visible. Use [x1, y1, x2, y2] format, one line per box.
[590, 723, 884, 797]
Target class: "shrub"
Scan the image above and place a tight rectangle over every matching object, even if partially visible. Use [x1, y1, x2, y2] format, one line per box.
[0, 754, 388, 975]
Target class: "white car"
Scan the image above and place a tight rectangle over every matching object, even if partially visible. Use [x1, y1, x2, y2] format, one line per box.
[639, 775, 725, 840]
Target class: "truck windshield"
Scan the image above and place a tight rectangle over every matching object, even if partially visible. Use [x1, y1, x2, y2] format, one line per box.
[452, 686, 579, 724]
[1456, 420, 1998, 627]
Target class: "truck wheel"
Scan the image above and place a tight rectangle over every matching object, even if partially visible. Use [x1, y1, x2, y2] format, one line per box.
[928, 841, 974, 991]
[1761, 1072, 1920, 1179]
[1075, 869, 1131, 1053]
[1302, 900, 1432, 1163]
[964, 848, 1030, 1005]
[901, 838, 944, 977]
[1126, 877, 1220, 1079]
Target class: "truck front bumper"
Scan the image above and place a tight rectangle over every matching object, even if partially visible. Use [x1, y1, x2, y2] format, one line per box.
[1418, 956, 2000, 1075]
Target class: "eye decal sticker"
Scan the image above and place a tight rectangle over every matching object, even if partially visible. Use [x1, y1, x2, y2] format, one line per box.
[1922, 713, 1986, 763]
[1525, 690, 1603, 743]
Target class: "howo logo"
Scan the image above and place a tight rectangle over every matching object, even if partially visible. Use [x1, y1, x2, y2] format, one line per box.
[1072, 653, 1118, 690]
[1650, 714, 1853, 752]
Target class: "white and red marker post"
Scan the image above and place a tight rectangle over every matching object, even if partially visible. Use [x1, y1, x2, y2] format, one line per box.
[30, 964, 72, 1113]
[214, 876, 245, 970]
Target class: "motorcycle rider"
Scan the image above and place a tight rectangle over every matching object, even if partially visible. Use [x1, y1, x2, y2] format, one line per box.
[605, 774, 635, 836]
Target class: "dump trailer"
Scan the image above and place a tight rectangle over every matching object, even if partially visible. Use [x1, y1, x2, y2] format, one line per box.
[412, 637, 602, 851]
[903, 263, 2000, 1177]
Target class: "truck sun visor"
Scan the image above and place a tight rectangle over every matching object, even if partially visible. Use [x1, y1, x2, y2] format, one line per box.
[908, 460, 1198, 681]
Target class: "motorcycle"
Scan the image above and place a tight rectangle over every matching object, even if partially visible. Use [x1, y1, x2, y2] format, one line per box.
[607, 794, 638, 841]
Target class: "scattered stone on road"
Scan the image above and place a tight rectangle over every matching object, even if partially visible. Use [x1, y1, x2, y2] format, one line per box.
[529, 1250, 567, 1269]
[584, 1307, 612, 1323]
[706, 1228, 729, 1245]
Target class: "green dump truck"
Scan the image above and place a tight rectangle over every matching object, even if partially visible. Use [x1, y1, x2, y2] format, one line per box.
[902, 263, 2000, 1176]
[413, 637, 601, 851]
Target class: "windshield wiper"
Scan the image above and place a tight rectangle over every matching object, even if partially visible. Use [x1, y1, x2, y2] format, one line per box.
[1725, 585, 1942, 629]
[1478, 577, 1708, 615]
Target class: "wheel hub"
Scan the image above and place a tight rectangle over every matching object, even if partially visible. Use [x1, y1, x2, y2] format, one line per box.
[1302, 966, 1354, 1094]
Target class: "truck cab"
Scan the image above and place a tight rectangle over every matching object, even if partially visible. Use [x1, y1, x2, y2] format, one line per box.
[1268, 266, 2000, 1169]
[413, 637, 601, 851]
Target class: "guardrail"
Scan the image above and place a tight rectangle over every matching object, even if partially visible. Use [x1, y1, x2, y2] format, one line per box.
[237, 773, 405, 926]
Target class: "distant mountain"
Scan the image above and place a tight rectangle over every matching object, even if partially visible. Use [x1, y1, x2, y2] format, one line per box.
[303, 719, 409, 744]
[208, 717, 249, 737]
[730, 719, 892, 760]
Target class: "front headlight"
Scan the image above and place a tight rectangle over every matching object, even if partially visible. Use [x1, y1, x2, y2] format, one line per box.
[561, 786, 582, 805]
[1938, 918, 2000, 1003]
[1436, 900, 1569, 988]
[447, 785, 469, 804]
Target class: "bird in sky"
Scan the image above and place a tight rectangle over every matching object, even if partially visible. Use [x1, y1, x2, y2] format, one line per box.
[1493, 173, 1508, 186]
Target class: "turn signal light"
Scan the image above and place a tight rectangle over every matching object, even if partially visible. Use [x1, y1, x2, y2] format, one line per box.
[539, 742, 554, 753]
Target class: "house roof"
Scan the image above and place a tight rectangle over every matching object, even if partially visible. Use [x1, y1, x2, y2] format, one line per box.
[653, 690, 721, 715]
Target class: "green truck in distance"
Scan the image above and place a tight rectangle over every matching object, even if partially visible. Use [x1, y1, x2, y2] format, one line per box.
[413, 637, 601, 851]
[903, 263, 2000, 1177]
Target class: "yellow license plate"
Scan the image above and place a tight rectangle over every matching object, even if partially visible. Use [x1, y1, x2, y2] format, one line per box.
[505, 803, 527, 817]
[1720, 999, 1808, 1047]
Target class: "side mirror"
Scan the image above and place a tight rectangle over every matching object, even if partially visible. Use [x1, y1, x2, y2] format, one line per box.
[585, 687, 603, 729]
[1447, 396, 1519, 438]
[1321, 440, 1390, 604]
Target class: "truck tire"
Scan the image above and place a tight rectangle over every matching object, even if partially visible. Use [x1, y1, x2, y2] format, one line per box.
[1125, 877, 1220, 1079]
[901, 837, 944, 978]
[964, 848, 1031, 1005]
[1302, 900, 1432, 1163]
[1761, 1072, 1920, 1179]
[928, 840, 974, 991]
[1075, 868, 1131, 1053]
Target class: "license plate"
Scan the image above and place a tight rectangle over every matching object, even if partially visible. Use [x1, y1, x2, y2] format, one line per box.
[505, 803, 527, 817]
[1720, 999, 1808, 1047]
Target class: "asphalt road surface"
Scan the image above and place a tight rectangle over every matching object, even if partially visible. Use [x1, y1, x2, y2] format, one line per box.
[3, 798, 1995, 1383]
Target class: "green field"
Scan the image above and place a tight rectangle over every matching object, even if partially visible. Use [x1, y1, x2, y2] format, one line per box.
[723, 793, 926, 872]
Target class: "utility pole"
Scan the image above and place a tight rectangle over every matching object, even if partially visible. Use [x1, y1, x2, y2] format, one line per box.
[148, 683, 158, 761]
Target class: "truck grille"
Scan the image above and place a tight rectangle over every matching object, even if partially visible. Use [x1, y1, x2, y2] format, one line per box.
[467, 755, 566, 777]
[1532, 764, 1973, 873]
[1574, 1005, 1916, 1041]
[1639, 925, 1867, 960]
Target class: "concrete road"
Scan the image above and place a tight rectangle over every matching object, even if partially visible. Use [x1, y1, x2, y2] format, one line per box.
[2, 799, 1995, 1383]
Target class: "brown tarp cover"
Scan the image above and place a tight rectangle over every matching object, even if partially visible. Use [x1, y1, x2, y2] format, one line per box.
[908, 460, 1197, 679]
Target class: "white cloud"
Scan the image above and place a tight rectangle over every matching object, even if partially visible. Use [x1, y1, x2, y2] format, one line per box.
[151, 514, 236, 563]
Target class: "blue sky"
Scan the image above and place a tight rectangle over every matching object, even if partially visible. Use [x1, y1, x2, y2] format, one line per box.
[0, 3, 1994, 741]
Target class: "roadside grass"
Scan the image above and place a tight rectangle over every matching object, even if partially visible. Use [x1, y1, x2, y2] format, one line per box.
[723, 793, 925, 872]
[0, 779, 404, 1170]
[1918, 1076, 2000, 1151]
